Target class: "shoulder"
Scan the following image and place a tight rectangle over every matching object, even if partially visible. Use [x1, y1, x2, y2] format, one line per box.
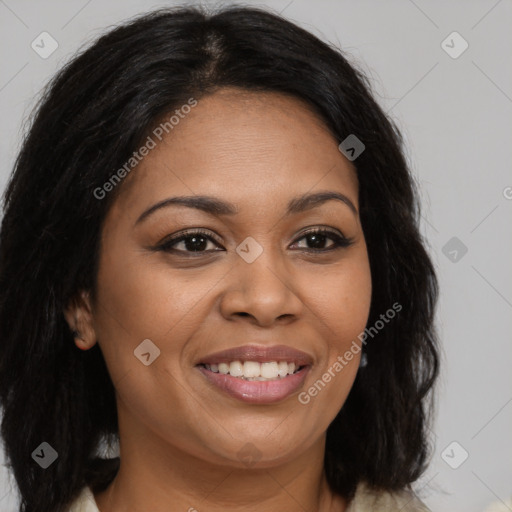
[67, 485, 100, 512]
[346, 481, 432, 512]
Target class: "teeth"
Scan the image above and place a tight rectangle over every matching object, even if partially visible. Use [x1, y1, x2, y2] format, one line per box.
[229, 361, 243, 377]
[278, 361, 289, 377]
[261, 362, 279, 379]
[243, 361, 260, 378]
[218, 363, 229, 375]
[203, 360, 302, 380]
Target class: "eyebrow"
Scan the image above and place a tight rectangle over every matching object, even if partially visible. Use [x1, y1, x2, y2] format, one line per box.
[135, 190, 358, 226]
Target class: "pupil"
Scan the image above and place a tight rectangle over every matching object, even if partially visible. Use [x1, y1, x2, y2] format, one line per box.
[185, 236, 207, 251]
[308, 233, 326, 249]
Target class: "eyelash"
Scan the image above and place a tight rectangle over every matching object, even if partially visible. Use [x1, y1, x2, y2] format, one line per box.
[156, 227, 354, 255]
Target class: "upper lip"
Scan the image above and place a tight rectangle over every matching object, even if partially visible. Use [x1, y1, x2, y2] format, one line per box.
[197, 344, 314, 366]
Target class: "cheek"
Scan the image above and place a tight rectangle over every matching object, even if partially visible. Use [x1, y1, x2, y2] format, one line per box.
[94, 245, 204, 340]
[92, 252, 213, 442]
[341, 243, 372, 325]
[333, 263, 372, 344]
[299, 250, 371, 411]
[91, 243, 178, 383]
[92, 242, 228, 387]
[306, 251, 372, 347]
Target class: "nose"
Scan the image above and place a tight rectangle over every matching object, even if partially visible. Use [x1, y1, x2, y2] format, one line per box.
[219, 250, 303, 327]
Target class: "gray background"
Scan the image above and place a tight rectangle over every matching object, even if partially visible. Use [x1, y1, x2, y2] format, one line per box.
[1, 1, 511, 511]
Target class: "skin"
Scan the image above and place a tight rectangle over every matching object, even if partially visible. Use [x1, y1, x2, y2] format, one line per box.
[64, 87, 372, 512]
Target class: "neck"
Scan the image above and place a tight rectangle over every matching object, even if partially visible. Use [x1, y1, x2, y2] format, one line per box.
[94, 405, 347, 512]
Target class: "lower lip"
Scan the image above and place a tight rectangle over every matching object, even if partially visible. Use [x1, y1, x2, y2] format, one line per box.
[197, 365, 310, 404]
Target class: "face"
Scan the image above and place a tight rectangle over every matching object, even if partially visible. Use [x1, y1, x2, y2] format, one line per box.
[67, 87, 372, 468]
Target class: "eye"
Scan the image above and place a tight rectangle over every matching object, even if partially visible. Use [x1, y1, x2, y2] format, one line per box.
[156, 227, 354, 256]
[157, 229, 222, 254]
[291, 227, 354, 252]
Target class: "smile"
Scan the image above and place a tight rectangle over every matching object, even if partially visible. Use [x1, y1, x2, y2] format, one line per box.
[196, 344, 313, 403]
[197, 362, 310, 404]
[201, 360, 302, 380]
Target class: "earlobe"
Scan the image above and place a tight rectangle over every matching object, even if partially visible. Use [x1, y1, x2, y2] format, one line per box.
[63, 290, 97, 350]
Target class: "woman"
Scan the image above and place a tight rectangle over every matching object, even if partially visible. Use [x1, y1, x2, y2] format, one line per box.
[0, 5, 439, 511]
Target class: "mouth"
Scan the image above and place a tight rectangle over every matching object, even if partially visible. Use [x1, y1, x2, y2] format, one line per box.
[199, 360, 306, 380]
[195, 345, 313, 404]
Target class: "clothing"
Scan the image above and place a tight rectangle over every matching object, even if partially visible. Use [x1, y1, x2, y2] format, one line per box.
[67, 481, 431, 511]
[345, 482, 431, 511]
[68, 485, 99, 512]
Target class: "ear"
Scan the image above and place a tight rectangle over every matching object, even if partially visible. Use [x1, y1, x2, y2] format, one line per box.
[63, 289, 97, 350]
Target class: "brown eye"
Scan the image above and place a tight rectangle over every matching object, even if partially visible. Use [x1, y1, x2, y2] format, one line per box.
[158, 230, 223, 254]
[156, 227, 353, 257]
[292, 228, 354, 252]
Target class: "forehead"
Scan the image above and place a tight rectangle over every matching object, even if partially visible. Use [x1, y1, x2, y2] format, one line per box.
[110, 88, 359, 220]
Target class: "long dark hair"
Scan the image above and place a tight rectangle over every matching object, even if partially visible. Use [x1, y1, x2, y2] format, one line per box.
[0, 5, 439, 511]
